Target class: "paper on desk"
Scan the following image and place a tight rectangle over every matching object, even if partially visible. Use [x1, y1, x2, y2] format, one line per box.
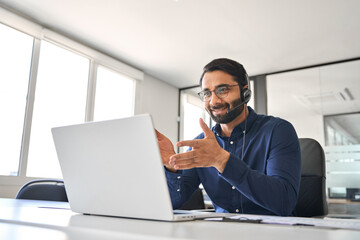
[205, 214, 360, 231]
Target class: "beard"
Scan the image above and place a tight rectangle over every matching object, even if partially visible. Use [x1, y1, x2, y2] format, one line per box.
[208, 98, 244, 124]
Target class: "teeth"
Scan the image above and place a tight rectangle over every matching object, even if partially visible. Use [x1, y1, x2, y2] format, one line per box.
[212, 107, 226, 114]
[212, 107, 226, 111]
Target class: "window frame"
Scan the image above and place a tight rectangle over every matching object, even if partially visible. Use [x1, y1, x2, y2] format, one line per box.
[0, 7, 143, 190]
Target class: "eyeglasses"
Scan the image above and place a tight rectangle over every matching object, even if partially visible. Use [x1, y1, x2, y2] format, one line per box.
[197, 84, 239, 102]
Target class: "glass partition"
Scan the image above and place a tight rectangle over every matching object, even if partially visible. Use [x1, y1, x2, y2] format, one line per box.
[267, 60, 360, 201]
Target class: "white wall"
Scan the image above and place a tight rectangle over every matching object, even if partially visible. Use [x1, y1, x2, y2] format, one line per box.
[135, 74, 179, 146]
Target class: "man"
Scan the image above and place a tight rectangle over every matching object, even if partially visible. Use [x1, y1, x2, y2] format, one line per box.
[156, 58, 301, 216]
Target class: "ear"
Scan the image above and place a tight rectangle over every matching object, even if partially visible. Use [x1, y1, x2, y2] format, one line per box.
[242, 88, 252, 104]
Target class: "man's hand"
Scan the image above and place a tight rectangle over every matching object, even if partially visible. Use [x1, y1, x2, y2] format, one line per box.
[155, 129, 177, 172]
[169, 118, 230, 173]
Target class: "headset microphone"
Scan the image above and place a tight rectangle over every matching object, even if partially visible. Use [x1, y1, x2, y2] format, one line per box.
[226, 102, 245, 114]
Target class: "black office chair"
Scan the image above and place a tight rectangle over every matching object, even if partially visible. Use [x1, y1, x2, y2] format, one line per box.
[293, 138, 328, 217]
[16, 179, 68, 202]
[179, 188, 205, 210]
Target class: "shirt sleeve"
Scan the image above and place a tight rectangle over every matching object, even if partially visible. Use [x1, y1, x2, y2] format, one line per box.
[165, 167, 201, 209]
[219, 121, 301, 216]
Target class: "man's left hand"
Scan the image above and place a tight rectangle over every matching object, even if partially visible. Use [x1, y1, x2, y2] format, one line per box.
[169, 118, 230, 173]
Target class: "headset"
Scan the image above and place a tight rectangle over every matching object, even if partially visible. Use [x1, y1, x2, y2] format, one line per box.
[240, 73, 251, 214]
[241, 73, 252, 104]
[226, 73, 252, 115]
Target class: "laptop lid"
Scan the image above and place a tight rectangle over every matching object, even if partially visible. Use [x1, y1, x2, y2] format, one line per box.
[52, 114, 213, 221]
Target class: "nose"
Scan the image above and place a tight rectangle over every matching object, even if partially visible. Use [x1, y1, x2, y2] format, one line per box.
[209, 91, 222, 105]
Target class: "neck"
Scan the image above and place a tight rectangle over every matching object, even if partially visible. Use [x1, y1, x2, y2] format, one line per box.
[220, 106, 249, 137]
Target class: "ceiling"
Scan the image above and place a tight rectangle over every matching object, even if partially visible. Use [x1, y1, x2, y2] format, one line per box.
[0, 0, 360, 88]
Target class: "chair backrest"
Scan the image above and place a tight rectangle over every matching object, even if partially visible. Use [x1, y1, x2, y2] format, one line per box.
[16, 179, 68, 202]
[293, 138, 328, 217]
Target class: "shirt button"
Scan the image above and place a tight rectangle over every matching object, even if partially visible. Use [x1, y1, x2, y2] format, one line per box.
[216, 133, 219, 136]
[232, 186, 235, 190]
[177, 176, 181, 179]
[236, 209, 239, 213]
[230, 141, 234, 144]
[177, 189, 180, 192]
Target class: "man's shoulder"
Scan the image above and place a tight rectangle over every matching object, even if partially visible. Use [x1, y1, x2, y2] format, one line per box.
[256, 112, 283, 123]
[255, 113, 295, 132]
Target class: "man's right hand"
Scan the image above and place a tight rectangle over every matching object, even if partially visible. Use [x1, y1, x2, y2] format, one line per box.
[155, 129, 177, 172]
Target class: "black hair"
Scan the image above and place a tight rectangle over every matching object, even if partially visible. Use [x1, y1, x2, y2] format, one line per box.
[199, 58, 248, 88]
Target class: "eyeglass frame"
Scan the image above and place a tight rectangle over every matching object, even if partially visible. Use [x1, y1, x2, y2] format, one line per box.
[197, 84, 240, 102]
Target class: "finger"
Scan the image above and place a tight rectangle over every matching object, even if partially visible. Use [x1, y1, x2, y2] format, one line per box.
[170, 151, 196, 162]
[173, 158, 196, 167]
[173, 163, 196, 170]
[173, 161, 204, 170]
[176, 139, 200, 148]
[199, 118, 213, 138]
[171, 154, 197, 169]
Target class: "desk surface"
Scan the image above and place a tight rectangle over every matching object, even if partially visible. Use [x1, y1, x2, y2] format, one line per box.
[1, 198, 360, 240]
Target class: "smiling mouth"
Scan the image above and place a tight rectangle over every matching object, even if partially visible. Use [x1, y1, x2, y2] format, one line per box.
[211, 106, 228, 115]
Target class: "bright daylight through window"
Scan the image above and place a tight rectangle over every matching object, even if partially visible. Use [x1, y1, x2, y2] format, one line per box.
[0, 22, 137, 180]
[0, 23, 33, 176]
[26, 41, 89, 178]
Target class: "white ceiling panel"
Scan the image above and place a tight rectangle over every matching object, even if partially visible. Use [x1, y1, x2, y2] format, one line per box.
[1, 0, 360, 88]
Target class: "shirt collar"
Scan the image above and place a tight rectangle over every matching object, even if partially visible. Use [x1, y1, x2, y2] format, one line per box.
[213, 106, 258, 138]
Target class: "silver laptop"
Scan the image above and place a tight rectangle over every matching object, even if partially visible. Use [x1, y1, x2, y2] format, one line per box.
[52, 114, 226, 221]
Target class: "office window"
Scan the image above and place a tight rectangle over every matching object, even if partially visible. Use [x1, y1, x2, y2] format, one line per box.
[94, 65, 135, 121]
[0, 23, 33, 176]
[26, 41, 89, 178]
[184, 102, 204, 140]
[182, 88, 209, 140]
[179, 87, 210, 153]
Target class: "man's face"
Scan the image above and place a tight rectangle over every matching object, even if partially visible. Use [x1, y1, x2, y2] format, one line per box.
[201, 70, 243, 124]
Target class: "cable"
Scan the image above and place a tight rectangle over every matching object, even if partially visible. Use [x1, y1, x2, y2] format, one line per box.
[240, 107, 248, 214]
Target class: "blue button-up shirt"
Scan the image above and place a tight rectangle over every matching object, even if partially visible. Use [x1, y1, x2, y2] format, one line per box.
[165, 107, 301, 216]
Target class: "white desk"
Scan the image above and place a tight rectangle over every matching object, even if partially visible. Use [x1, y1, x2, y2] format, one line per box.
[1, 198, 360, 240]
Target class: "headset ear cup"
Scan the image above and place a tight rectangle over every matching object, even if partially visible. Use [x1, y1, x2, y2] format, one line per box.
[242, 89, 251, 104]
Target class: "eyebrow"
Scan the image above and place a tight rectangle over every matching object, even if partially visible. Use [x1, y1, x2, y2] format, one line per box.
[202, 84, 231, 91]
